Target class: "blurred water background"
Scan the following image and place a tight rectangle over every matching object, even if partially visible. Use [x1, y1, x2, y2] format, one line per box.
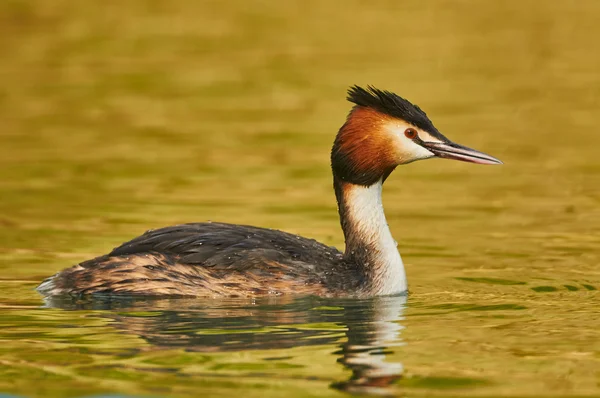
[0, 1, 599, 397]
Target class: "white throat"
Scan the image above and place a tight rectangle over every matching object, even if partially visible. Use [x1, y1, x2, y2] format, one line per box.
[343, 179, 407, 295]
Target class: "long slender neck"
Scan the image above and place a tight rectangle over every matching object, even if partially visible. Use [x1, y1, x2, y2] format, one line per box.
[334, 175, 407, 295]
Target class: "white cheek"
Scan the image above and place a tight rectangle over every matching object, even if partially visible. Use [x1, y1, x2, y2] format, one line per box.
[388, 125, 434, 164]
[403, 138, 434, 161]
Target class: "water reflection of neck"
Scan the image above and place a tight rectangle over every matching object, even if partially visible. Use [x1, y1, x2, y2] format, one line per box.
[333, 296, 406, 395]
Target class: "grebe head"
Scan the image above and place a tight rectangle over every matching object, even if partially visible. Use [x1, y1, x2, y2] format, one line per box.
[331, 85, 502, 185]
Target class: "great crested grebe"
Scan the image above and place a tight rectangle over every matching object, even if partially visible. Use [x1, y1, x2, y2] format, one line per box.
[37, 86, 501, 298]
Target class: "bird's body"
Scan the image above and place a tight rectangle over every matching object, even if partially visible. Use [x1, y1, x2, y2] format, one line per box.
[38, 222, 353, 297]
[37, 86, 501, 298]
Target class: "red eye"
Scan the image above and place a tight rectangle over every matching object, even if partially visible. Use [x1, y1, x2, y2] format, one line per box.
[404, 128, 417, 139]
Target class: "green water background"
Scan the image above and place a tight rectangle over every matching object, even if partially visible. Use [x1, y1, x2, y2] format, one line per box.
[1, 1, 599, 396]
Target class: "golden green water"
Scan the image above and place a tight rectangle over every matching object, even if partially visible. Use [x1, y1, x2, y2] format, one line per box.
[1, 1, 600, 397]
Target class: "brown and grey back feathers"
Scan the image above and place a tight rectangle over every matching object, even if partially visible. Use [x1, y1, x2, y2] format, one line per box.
[37, 223, 356, 297]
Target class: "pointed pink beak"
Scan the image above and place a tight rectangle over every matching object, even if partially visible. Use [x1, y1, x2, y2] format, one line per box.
[421, 141, 502, 165]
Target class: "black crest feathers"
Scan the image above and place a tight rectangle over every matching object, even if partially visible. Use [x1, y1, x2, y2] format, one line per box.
[347, 85, 444, 139]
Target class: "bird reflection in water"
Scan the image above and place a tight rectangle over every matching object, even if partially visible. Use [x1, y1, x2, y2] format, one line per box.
[44, 294, 406, 395]
[332, 296, 405, 395]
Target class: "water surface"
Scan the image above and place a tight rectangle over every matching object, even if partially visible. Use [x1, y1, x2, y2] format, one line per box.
[1, 1, 599, 397]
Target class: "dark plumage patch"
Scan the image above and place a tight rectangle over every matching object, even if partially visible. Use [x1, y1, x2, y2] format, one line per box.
[347, 85, 445, 140]
[36, 223, 365, 297]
